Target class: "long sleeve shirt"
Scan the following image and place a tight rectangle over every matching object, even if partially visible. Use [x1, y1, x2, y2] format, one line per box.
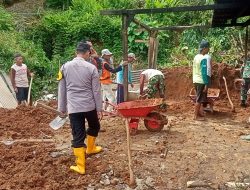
[104, 62, 122, 73]
[116, 63, 132, 84]
[58, 57, 102, 114]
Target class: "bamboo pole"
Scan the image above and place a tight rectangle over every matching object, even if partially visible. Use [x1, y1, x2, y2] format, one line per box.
[125, 118, 135, 186]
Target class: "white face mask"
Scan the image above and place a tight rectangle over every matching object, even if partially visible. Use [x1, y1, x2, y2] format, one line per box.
[109, 57, 113, 64]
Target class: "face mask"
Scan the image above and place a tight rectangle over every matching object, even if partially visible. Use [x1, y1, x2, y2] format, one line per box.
[109, 57, 113, 64]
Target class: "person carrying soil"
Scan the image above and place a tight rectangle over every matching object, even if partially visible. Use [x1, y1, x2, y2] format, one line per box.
[116, 53, 135, 104]
[57, 42, 103, 175]
[10, 53, 34, 105]
[192, 40, 210, 120]
[139, 69, 165, 99]
[100, 49, 127, 111]
[240, 56, 250, 107]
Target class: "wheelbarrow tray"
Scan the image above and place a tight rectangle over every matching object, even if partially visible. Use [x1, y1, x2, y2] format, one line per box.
[117, 98, 163, 118]
[188, 88, 220, 103]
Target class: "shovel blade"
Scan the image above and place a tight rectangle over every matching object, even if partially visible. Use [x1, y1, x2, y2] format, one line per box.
[49, 116, 67, 130]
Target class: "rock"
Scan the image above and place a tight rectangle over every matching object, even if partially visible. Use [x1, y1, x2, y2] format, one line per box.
[187, 180, 211, 188]
[102, 178, 110, 186]
[50, 151, 62, 158]
[244, 178, 250, 183]
[100, 174, 110, 186]
[107, 169, 114, 176]
[110, 178, 119, 185]
[145, 177, 154, 187]
[225, 182, 250, 188]
[87, 185, 95, 190]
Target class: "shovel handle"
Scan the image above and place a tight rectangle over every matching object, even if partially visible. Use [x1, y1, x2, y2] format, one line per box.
[27, 76, 33, 105]
[36, 102, 62, 115]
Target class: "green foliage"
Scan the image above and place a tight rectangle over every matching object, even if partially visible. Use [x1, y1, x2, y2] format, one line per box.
[0, 6, 14, 30]
[0, 0, 248, 99]
[128, 22, 149, 57]
[28, 0, 122, 61]
[0, 31, 56, 98]
[99, 0, 141, 9]
[45, 0, 72, 10]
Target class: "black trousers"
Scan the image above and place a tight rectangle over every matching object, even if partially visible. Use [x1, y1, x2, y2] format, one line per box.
[69, 110, 100, 148]
[16, 87, 29, 102]
[194, 83, 206, 103]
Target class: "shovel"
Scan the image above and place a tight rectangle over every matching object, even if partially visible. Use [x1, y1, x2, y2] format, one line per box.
[1, 138, 55, 146]
[34, 101, 68, 130]
[27, 75, 33, 106]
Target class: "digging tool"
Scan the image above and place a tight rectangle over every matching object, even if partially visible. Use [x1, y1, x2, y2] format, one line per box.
[27, 75, 33, 106]
[1, 138, 55, 146]
[125, 118, 136, 186]
[223, 76, 235, 112]
[34, 101, 68, 130]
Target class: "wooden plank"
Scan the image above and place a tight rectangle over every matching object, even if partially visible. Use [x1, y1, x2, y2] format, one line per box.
[154, 25, 210, 31]
[100, 3, 247, 16]
[122, 15, 129, 101]
[133, 18, 151, 32]
[148, 31, 158, 69]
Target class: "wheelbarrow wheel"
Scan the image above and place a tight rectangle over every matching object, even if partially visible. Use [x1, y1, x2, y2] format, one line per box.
[144, 112, 167, 132]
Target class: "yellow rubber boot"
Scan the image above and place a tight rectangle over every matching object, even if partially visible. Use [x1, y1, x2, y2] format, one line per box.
[70, 147, 85, 174]
[86, 135, 102, 154]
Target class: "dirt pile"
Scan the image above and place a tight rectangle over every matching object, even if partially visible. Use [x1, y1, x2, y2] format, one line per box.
[0, 105, 56, 139]
[164, 63, 242, 101]
[1, 66, 250, 189]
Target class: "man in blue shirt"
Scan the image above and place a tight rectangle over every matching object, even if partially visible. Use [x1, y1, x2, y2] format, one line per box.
[116, 53, 135, 104]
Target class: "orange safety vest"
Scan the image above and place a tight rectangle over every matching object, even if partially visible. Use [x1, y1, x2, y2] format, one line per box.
[100, 61, 112, 84]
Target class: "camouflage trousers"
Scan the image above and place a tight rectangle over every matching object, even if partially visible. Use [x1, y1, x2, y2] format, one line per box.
[147, 75, 165, 99]
[241, 78, 250, 102]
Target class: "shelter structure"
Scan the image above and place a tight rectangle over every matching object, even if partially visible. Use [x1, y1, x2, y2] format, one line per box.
[100, 0, 250, 101]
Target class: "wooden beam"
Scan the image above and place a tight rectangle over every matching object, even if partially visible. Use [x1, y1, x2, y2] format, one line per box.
[152, 25, 210, 31]
[122, 14, 129, 101]
[100, 3, 247, 16]
[132, 18, 151, 32]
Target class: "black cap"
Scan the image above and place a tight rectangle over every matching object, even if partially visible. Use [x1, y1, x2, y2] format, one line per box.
[76, 42, 91, 52]
[199, 40, 210, 49]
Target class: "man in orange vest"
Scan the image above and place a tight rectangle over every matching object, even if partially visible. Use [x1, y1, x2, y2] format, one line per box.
[100, 49, 127, 111]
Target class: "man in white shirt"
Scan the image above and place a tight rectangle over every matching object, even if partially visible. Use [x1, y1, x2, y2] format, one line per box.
[139, 69, 165, 99]
[10, 53, 33, 105]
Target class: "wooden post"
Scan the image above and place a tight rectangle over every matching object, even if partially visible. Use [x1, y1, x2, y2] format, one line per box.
[148, 31, 158, 69]
[245, 26, 249, 64]
[122, 14, 129, 101]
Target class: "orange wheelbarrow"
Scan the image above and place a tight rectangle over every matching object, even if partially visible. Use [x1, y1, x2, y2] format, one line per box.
[188, 88, 220, 113]
[117, 98, 168, 135]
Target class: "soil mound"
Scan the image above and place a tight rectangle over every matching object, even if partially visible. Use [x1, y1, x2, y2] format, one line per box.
[164, 63, 241, 101]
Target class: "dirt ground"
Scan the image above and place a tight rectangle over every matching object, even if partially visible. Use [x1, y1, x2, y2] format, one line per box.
[1, 64, 250, 190]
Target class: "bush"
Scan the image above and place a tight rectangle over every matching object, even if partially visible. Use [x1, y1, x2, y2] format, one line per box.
[0, 31, 57, 98]
[0, 5, 14, 30]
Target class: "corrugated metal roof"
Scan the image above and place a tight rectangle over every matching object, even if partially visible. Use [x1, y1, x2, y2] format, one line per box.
[212, 0, 250, 27]
[0, 72, 17, 109]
